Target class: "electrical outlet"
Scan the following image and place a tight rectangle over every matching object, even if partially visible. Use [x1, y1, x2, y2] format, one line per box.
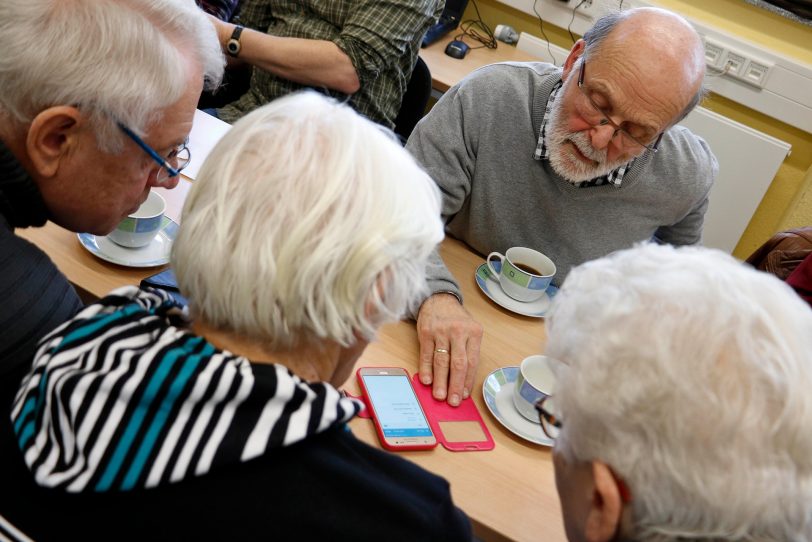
[723, 50, 748, 78]
[703, 38, 726, 69]
[741, 60, 772, 88]
[701, 35, 773, 88]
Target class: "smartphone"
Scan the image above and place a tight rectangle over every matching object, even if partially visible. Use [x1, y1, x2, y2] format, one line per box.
[356, 367, 437, 451]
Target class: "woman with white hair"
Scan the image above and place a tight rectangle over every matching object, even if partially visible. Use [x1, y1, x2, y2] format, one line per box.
[542, 243, 812, 542]
[4, 92, 471, 541]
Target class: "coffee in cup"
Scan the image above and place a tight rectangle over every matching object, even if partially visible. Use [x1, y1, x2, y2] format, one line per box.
[487, 247, 556, 302]
[107, 190, 166, 248]
[512, 354, 556, 422]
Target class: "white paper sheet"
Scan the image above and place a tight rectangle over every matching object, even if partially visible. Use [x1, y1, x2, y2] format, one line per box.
[184, 109, 232, 180]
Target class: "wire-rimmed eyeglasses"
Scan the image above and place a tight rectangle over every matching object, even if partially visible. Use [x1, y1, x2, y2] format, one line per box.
[534, 395, 562, 440]
[576, 60, 663, 153]
[118, 123, 191, 184]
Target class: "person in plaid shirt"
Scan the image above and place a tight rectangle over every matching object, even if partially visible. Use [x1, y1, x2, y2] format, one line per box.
[205, 0, 442, 129]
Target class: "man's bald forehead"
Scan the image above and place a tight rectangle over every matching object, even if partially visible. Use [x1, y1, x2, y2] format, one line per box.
[598, 8, 704, 75]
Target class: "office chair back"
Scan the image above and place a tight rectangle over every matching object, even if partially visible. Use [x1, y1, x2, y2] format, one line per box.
[394, 56, 432, 142]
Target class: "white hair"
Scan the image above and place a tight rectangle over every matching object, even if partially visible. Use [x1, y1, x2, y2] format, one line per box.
[173, 92, 444, 349]
[546, 243, 812, 541]
[0, 0, 224, 152]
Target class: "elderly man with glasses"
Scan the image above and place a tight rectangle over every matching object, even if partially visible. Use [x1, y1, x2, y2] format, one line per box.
[0, 0, 224, 414]
[541, 242, 812, 541]
[405, 8, 717, 409]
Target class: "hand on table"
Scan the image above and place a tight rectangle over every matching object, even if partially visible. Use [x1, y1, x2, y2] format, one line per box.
[416, 293, 483, 406]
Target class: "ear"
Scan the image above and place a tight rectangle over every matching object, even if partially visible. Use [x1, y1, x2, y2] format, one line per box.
[561, 39, 586, 80]
[583, 461, 625, 542]
[26, 106, 83, 178]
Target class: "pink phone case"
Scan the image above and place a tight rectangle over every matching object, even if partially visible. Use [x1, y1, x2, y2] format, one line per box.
[410, 374, 495, 452]
[351, 370, 495, 452]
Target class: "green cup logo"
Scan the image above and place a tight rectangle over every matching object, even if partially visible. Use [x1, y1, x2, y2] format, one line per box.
[505, 261, 531, 287]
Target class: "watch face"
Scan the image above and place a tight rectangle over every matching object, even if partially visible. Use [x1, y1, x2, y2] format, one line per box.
[226, 26, 242, 57]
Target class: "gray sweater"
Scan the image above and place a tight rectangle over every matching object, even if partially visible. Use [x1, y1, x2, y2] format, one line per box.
[407, 62, 718, 299]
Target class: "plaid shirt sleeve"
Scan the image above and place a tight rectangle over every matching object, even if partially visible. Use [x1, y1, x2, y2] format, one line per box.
[333, 0, 442, 127]
[334, 0, 442, 78]
[233, 0, 273, 30]
[220, 0, 442, 128]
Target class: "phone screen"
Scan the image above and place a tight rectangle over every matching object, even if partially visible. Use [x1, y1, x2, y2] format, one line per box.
[362, 375, 432, 438]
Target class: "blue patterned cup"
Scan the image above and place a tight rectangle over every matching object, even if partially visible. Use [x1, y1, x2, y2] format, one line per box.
[107, 190, 166, 248]
[486, 247, 556, 302]
[512, 355, 557, 422]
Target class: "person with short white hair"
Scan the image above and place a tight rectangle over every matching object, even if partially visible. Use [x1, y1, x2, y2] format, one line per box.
[542, 243, 812, 542]
[0, 0, 224, 412]
[3, 92, 471, 541]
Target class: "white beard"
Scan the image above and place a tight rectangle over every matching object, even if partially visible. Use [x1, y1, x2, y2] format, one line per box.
[544, 93, 634, 184]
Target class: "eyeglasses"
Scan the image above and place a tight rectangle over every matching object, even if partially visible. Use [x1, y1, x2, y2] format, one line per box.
[534, 395, 562, 440]
[576, 61, 663, 153]
[118, 123, 191, 184]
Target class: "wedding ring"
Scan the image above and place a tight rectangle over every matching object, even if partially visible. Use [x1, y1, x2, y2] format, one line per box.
[434, 348, 449, 354]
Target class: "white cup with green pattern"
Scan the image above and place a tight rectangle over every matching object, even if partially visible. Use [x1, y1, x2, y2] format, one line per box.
[486, 247, 556, 303]
[107, 190, 166, 248]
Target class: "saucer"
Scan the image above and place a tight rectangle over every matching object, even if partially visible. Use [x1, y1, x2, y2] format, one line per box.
[78, 217, 179, 268]
[482, 366, 553, 447]
[475, 262, 558, 318]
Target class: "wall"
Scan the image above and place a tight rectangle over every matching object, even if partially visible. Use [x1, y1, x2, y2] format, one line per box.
[460, 0, 812, 258]
[788, 162, 812, 227]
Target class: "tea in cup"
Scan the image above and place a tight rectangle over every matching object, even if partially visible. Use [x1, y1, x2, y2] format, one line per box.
[487, 247, 555, 302]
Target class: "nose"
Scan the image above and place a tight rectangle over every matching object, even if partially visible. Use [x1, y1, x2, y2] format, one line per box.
[589, 123, 620, 151]
[147, 169, 180, 190]
[145, 166, 162, 188]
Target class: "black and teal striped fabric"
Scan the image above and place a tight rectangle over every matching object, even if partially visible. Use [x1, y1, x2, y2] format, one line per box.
[11, 287, 363, 493]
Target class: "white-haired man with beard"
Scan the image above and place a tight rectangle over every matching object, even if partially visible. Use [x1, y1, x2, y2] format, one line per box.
[405, 7, 717, 409]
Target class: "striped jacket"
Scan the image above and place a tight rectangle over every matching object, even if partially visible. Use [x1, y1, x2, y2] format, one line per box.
[11, 286, 363, 493]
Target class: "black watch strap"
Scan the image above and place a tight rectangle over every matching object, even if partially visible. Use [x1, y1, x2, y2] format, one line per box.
[226, 25, 244, 57]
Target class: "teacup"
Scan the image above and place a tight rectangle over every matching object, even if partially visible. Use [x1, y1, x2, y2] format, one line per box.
[107, 191, 166, 248]
[487, 247, 556, 302]
[512, 355, 556, 422]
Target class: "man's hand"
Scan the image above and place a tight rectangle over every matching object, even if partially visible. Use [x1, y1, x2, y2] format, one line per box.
[416, 293, 483, 406]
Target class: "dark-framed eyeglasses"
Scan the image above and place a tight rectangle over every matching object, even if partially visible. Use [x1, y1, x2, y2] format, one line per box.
[534, 395, 562, 440]
[118, 123, 191, 184]
[576, 60, 663, 153]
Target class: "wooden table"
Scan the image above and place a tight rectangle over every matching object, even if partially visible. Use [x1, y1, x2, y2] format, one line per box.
[20, 178, 566, 541]
[420, 31, 538, 93]
[347, 240, 564, 542]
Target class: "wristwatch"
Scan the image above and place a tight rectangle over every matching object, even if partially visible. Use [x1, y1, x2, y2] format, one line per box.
[226, 25, 244, 57]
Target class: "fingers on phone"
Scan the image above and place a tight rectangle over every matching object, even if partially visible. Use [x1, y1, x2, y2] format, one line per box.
[432, 349, 450, 401]
[417, 334, 435, 386]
